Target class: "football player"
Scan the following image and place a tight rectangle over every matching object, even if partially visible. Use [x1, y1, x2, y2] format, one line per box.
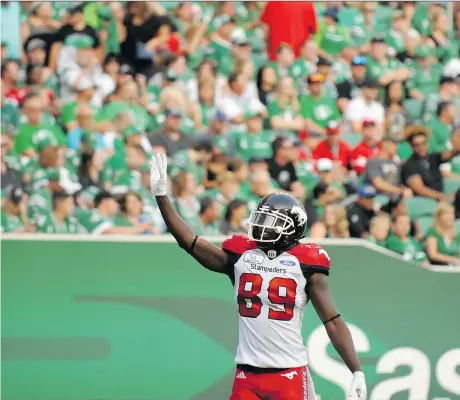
[149, 153, 367, 400]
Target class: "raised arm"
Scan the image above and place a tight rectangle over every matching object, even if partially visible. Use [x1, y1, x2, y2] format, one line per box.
[150, 153, 229, 274]
[308, 273, 367, 398]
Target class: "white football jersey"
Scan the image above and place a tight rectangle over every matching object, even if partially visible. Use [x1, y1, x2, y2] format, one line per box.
[222, 234, 331, 369]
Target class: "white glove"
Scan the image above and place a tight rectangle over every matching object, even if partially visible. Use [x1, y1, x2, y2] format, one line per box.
[348, 371, 367, 400]
[149, 153, 168, 196]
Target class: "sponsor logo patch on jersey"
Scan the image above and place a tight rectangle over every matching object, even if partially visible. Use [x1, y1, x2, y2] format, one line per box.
[280, 259, 296, 267]
[243, 252, 265, 265]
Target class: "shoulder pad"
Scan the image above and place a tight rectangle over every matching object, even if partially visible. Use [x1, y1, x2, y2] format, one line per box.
[287, 243, 331, 269]
[222, 234, 257, 255]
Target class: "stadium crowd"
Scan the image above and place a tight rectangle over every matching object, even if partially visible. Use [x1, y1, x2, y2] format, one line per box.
[1, 1, 460, 266]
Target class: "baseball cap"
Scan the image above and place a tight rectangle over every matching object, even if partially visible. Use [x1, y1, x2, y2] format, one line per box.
[26, 38, 46, 53]
[68, 3, 85, 15]
[317, 56, 332, 66]
[231, 28, 250, 46]
[248, 155, 266, 164]
[362, 119, 376, 128]
[324, 7, 339, 21]
[119, 63, 135, 76]
[371, 34, 386, 43]
[193, 135, 214, 153]
[415, 45, 432, 59]
[307, 73, 325, 84]
[326, 120, 340, 135]
[351, 55, 367, 66]
[165, 108, 184, 118]
[214, 14, 236, 29]
[358, 184, 377, 198]
[211, 109, 228, 122]
[123, 125, 141, 138]
[6, 187, 24, 205]
[165, 68, 179, 82]
[316, 158, 333, 173]
[362, 78, 379, 88]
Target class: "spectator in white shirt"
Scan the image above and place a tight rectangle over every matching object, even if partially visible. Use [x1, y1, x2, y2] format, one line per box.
[344, 78, 385, 138]
[218, 71, 265, 131]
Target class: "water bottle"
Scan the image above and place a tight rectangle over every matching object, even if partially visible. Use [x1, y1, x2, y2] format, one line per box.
[139, 215, 153, 235]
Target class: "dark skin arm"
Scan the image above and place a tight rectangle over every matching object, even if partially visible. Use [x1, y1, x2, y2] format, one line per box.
[155, 195, 229, 273]
[308, 273, 362, 373]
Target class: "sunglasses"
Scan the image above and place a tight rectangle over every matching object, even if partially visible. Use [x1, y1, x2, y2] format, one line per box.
[352, 56, 367, 66]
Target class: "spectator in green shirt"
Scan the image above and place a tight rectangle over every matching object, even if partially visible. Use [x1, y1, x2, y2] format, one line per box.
[367, 35, 411, 87]
[207, 15, 236, 65]
[0, 188, 30, 233]
[267, 76, 304, 136]
[268, 43, 295, 80]
[300, 73, 341, 135]
[406, 46, 442, 101]
[425, 202, 460, 266]
[428, 101, 456, 153]
[14, 93, 66, 157]
[289, 39, 319, 89]
[386, 214, 428, 265]
[35, 191, 84, 234]
[422, 76, 458, 123]
[316, 7, 350, 59]
[233, 109, 275, 162]
[386, 10, 407, 55]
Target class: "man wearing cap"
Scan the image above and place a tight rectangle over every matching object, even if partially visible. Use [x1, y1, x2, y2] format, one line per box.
[49, 3, 101, 72]
[148, 107, 194, 156]
[168, 136, 214, 190]
[350, 120, 381, 175]
[300, 73, 341, 135]
[346, 184, 378, 238]
[316, 7, 350, 59]
[344, 78, 384, 136]
[205, 109, 236, 157]
[313, 158, 346, 207]
[336, 55, 368, 112]
[422, 76, 459, 123]
[427, 101, 457, 153]
[401, 126, 460, 201]
[313, 121, 352, 170]
[207, 15, 237, 64]
[216, 28, 252, 78]
[367, 34, 411, 87]
[35, 191, 84, 234]
[233, 107, 274, 162]
[76, 190, 151, 235]
[364, 136, 412, 198]
[1, 188, 32, 233]
[406, 45, 442, 100]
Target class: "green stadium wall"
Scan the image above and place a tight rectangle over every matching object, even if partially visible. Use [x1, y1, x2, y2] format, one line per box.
[2, 235, 460, 400]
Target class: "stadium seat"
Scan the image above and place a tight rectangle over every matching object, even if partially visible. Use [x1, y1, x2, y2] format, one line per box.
[374, 194, 390, 207]
[403, 99, 423, 124]
[343, 133, 362, 148]
[406, 197, 438, 219]
[418, 216, 433, 237]
[443, 178, 460, 194]
[397, 141, 412, 161]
